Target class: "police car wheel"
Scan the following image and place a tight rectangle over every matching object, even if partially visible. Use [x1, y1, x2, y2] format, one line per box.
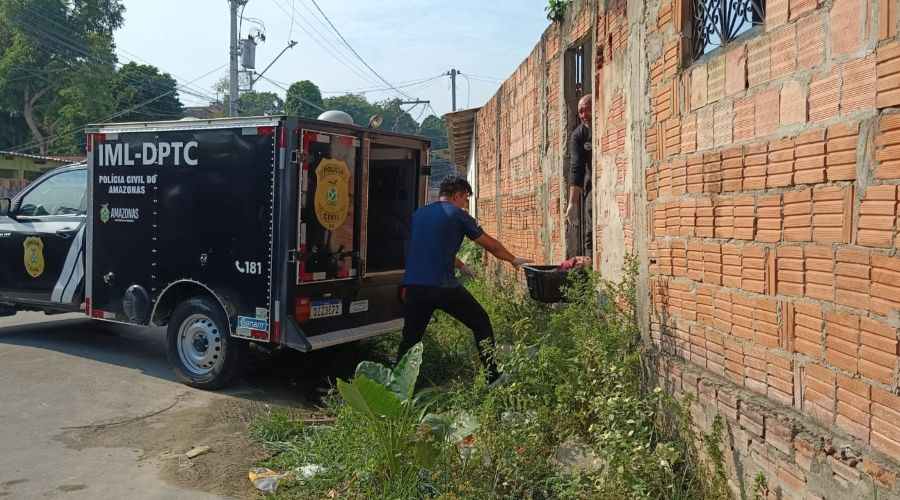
[166, 296, 247, 390]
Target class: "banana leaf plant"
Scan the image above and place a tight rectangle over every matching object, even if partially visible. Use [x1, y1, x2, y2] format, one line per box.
[337, 343, 480, 474]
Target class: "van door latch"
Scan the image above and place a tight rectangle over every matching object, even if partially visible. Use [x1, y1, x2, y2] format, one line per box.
[287, 249, 315, 263]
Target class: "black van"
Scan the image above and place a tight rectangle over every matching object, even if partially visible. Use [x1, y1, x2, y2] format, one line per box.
[0, 115, 430, 389]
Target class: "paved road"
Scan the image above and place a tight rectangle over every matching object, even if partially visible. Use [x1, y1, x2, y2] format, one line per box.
[0, 312, 235, 499]
[0, 311, 376, 499]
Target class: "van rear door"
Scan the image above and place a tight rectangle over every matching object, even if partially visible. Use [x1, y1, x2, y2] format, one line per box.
[296, 129, 361, 287]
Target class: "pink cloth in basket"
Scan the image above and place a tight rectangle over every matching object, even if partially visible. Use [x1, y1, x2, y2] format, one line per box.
[555, 256, 590, 271]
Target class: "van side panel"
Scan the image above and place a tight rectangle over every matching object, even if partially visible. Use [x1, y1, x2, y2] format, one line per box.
[90, 127, 277, 339]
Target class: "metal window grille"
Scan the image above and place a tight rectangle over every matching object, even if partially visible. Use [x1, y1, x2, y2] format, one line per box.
[574, 44, 585, 97]
[692, 0, 765, 59]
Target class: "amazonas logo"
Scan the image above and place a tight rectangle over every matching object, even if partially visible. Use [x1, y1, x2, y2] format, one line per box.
[99, 203, 139, 223]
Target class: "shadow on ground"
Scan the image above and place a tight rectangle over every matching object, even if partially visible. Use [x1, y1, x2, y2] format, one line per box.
[0, 313, 400, 407]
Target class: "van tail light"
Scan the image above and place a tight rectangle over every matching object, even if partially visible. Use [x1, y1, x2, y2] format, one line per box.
[294, 297, 311, 323]
[400, 287, 407, 300]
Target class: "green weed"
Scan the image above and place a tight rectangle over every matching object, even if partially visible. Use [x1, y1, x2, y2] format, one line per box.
[250, 256, 731, 498]
[249, 409, 307, 443]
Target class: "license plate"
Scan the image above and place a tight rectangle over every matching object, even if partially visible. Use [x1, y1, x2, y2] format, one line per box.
[310, 299, 342, 319]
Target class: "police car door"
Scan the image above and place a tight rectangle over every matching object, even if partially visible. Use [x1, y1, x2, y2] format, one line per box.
[296, 130, 361, 286]
[0, 167, 87, 304]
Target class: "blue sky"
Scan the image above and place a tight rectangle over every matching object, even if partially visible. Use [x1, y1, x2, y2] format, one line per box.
[115, 0, 550, 120]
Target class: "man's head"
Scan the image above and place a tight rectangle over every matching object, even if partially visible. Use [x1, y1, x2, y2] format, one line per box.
[439, 174, 473, 209]
[577, 95, 592, 128]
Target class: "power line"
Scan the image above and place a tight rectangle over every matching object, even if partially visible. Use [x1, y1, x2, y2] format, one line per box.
[269, 0, 382, 89]
[320, 74, 443, 94]
[13, 4, 219, 103]
[460, 74, 471, 108]
[8, 63, 228, 153]
[17, 67, 184, 120]
[307, 0, 414, 100]
[15, 2, 220, 103]
[465, 75, 503, 85]
[465, 73, 505, 82]
[12, 10, 219, 104]
[257, 75, 325, 112]
[287, 0, 295, 41]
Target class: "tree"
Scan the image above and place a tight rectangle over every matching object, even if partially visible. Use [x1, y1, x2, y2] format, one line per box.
[319, 94, 420, 133]
[375, 98, 419, 134]
[419, 114, 447, 150]
[0, 110, 30, 150]
[322, 93, 373, 126]
[284, 80, 323, 119]
[0, 0, 124, 154]
[111, 62, 183, 122]
[238, 91, 283, 116]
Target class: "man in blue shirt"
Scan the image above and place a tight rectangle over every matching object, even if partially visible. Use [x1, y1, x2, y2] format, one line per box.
[398, 175, 532, 384]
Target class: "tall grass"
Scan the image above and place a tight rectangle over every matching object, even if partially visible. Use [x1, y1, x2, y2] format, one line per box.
[249, 252, 729, 499]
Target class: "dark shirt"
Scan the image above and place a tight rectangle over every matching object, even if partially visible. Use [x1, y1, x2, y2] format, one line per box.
[569, 123, 592, 193]
[402, 201, 485, 288]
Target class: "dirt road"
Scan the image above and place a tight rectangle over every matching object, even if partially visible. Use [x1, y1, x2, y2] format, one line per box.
[0, 312, 372, 499]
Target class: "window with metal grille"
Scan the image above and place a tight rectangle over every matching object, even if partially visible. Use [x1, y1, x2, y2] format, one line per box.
[692, 0, 765, 59]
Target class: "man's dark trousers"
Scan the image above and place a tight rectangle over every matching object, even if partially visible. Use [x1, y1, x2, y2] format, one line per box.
[583, 188, 593, 257]
[397, 285, 498, 377]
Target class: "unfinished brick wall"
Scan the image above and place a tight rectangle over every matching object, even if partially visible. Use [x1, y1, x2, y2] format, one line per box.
[593, 0, 635, 277]
[646, 0, 900, 497]
[472, 0, 899, 496]
[473, 5, 587, 271]
[472, 0, 637, 280]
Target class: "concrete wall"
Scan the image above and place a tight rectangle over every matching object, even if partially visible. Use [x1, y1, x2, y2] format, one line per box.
[471, 0, 900, 497]
[0, 155, 67, 181]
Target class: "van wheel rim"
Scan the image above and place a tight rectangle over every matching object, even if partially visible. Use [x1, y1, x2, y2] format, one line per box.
[178, 314, 223, 375]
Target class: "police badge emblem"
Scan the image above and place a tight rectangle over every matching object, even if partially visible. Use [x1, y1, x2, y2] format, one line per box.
[23, 236, 44, 278]
[314, 158, 350, 230]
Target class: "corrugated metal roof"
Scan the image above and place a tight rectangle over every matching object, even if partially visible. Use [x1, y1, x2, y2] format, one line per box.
[0, 151, 86, 163]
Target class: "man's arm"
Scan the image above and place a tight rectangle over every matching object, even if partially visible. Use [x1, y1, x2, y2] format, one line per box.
[473, 233, 531, 268]
[455, 256, 475, 278]
[457, 209, 532, 268]
[568, 185, 583, 205]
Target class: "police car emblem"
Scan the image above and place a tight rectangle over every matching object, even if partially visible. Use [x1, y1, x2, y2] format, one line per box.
[23, 236, 44, 278]
[314, 158, 350, 231]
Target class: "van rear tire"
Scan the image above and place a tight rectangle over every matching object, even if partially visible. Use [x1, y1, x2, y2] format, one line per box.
[166, 296, 246, 389]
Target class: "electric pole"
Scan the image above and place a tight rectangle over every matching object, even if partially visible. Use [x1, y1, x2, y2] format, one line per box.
[446, 69, 458, 112]
[229, 0, 249, 117]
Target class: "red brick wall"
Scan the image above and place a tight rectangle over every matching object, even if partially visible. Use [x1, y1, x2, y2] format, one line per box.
[474, 0, 899, 494]
[474, 21, 569, 272]
[647, 0, 900, 496]
[593, 0, 633, 269]
[472, 0, 634, 275]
